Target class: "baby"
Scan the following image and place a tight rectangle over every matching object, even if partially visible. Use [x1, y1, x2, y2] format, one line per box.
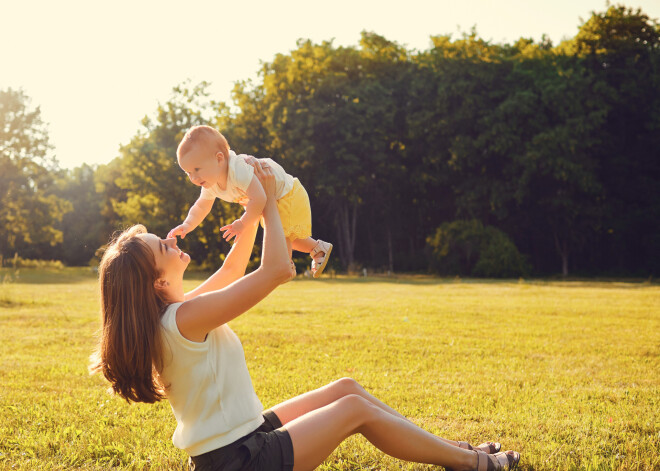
[168, 125, 332, 278]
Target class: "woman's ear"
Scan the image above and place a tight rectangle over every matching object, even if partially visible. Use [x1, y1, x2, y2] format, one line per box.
[154, 278, 169, 291]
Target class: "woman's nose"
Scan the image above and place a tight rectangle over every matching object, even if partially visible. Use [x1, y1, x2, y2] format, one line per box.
[165, 238, 178, 249]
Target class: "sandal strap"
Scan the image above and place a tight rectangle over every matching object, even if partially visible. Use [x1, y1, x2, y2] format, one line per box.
[476, 450, 489, 471]
[310, 243, 322, 257]
[311, 240, 330, 258]
[477, 441, 501, 454]
[491, 451, 519, 470]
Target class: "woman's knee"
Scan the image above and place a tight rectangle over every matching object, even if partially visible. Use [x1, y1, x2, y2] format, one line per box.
[335, 394, 379, 423]
[332, 377, 363, 397]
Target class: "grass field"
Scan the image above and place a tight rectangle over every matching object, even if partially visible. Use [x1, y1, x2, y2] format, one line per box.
[0, 268, 658, 470]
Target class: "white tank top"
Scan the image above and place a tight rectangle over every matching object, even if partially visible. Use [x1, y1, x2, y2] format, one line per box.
[159, 302, 264, 456]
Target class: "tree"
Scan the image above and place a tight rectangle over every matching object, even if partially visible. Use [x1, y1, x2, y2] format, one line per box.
[54, 164, 110, 265]
[414, 32, 610, 276]
[231, 34, 417, 271]
[0, 88, 70, 261]
[570, 5, 660, 275]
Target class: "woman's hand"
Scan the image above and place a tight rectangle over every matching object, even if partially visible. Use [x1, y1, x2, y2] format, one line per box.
[258, 163, 277, 200]
[243, 155, 269, 180]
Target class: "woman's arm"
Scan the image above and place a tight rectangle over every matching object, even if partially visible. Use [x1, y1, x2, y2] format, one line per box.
[175, 170, 292, 342]
[183, 220, 259, 301]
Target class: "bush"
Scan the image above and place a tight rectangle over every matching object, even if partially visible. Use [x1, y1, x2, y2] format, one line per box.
[426, 220, 529, 278]
[1, 253, 65, 270]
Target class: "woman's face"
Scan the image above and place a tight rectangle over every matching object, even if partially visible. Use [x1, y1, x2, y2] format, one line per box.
[138, 233, 190, 280]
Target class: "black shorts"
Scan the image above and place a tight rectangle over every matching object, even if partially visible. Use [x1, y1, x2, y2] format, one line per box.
[189, 410, 294, 471]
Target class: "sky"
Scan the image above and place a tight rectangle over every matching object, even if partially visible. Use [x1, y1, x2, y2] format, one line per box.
[2, 0, 659, 169]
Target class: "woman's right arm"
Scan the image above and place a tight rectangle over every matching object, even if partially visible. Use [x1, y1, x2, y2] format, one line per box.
[182, 220, 259, 301]
[175, 170, 292, 342]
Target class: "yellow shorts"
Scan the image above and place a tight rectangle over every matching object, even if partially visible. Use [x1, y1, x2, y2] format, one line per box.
[260, 178, 312, 240]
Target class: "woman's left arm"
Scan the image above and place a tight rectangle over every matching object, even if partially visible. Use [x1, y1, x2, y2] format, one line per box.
[183, 221, 259, 301]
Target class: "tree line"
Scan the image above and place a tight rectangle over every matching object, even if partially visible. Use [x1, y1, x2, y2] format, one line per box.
[1, 5, 658, 277]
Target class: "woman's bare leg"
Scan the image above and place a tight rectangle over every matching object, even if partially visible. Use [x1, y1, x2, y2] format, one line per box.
[271, 378, 469, 449]
[272, 378, 406, 423]
[286, 394, 479, 471]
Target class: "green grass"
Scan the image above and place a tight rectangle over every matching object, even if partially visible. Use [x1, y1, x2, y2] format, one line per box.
[0, 268, 658, 470]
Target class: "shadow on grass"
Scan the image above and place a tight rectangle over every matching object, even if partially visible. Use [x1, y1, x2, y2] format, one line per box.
[287, 275, 657, 288]
[2, 267, 655, 289]
[0, 294, 52, 308]
[0, 267, 98, 285]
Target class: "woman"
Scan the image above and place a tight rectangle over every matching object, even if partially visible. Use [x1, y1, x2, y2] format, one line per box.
[90, 164, 520, 471]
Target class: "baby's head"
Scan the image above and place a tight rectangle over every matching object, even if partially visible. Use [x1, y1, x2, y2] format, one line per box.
[176, 125, 230, 188]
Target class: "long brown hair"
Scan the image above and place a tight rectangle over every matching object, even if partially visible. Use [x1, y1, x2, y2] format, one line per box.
[90, 224, 169, 403]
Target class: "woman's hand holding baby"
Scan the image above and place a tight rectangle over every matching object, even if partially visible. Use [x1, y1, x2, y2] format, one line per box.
[243, 155, 277, 184]
[257, 163, 276, 199]
[220, 166, 275, 242]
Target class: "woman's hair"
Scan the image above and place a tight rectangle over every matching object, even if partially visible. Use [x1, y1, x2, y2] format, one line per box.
[89, 224, 169, 403]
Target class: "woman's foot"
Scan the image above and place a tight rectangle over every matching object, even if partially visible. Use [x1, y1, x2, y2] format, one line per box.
[456, 440, 502, 454]
[477, 450, 520, 470]
[451, 449, 520, 471]
[310, 240, 332, 278]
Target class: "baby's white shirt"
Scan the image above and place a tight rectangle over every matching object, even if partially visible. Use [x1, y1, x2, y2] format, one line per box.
[199, 151, 294, 204]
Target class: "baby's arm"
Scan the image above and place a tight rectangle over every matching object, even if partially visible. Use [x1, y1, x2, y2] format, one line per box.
[241, 176, 267, 226]
[220, 176, 267, 241]
[168, 197, 214, 239]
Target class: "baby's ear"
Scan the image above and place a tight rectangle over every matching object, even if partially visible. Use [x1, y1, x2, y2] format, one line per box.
[216, 151, 227, 162]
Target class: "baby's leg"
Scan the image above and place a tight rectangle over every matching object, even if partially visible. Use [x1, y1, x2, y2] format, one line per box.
[294, 237, 333, 278]
[292, 237, 317, 254]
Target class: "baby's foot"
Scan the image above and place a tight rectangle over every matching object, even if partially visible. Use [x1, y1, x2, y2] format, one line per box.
[310, 240, 333, 278]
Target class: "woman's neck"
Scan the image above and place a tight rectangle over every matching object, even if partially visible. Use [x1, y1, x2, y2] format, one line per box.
[164, 279, 185, 303]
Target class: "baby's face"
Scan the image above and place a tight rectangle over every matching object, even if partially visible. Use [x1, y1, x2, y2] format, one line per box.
[178, 145, 223, 188]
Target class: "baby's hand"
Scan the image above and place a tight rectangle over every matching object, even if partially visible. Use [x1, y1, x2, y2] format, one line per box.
[168, 222, 193, 240]
[220, 219, 245, 242]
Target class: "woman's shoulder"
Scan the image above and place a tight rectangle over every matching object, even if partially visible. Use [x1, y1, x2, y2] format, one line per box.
[161, 302, 184, 331]
[161, 301, 209, 350]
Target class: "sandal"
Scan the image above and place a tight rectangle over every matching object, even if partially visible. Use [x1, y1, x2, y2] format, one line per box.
[447, 449, 520, 471]
[457, 440, 502, 454]
[310, 240, 333, 278]
[475, 449, 520, 470]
